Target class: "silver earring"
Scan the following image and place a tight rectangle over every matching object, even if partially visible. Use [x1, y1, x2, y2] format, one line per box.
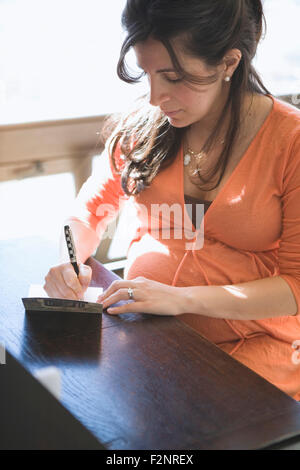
[224, 76, 231, 82]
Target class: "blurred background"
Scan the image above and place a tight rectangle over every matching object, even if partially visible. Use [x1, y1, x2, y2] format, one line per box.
[0, 0, 299, 267]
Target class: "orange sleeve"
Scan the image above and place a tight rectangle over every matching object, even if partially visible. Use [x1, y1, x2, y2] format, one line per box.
[278, 130, 300, 314]
[64, 142, 129, 262]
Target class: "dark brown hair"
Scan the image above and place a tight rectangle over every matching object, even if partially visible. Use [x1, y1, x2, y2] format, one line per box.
[103, 0, 270, 196]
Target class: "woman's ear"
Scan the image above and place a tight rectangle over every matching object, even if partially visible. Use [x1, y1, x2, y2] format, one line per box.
[223, 49, 242, 78]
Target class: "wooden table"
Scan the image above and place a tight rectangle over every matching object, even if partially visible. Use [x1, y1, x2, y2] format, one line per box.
[1, 236, 300, 450]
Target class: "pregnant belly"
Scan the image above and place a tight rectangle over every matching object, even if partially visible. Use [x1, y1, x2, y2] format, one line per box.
[124, 233, 188, 285]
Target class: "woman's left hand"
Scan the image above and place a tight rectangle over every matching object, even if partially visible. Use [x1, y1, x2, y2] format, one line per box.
[97, 276, 188, 316]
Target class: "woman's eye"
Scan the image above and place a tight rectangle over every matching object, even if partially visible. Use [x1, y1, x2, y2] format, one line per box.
[164, 75, 183, 83]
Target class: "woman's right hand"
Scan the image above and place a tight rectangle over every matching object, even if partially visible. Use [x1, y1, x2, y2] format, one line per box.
[43, 262, 92, 300]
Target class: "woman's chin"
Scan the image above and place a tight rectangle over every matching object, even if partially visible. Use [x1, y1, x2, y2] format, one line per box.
[167, 116, 189, 128]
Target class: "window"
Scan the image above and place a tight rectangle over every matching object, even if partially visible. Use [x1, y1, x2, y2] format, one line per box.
[254, 0, 300, 98]
[0, 0, 299, 125]
[0, 0, 145, 125]
[0, 173, 75, 242]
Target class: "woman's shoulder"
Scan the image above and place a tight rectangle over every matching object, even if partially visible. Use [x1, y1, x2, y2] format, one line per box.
[271, 95, 300, 134]
[269, 97, 300, 175]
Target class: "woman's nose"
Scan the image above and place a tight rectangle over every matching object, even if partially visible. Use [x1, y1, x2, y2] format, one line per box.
[149, 78, 170, 107]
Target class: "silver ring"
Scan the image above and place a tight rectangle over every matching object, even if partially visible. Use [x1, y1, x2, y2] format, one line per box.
[127, 287, 134, 300]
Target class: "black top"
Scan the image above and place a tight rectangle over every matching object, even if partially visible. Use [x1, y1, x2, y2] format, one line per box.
[184, 194, 213, 229]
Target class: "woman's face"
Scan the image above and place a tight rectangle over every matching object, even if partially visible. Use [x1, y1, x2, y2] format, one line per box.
[133, 37, 230, 130]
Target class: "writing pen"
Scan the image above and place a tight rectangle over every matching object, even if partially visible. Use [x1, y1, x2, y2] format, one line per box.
[64, 225, 79, 276]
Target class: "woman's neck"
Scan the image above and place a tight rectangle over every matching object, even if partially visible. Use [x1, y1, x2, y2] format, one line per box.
[186, 92, 259, 150]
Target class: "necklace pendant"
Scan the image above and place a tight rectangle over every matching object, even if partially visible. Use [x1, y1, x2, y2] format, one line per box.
[184, 153, 191, 166]
[195, 151, 206, 162]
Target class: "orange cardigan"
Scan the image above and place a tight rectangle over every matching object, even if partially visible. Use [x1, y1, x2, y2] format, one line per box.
[68, 96, 300, 400]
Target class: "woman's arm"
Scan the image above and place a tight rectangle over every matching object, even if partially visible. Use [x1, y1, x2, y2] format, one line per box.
[59, 143, 128, 264]
[44, 143, 127, 300]
[183, 275, 298, 320]
[97, 274, 298, 318]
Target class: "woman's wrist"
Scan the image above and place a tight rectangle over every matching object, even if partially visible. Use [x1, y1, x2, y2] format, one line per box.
[178, 286, 210, 317]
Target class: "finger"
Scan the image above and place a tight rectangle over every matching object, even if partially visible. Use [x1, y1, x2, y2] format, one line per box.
[43, 282, 57, 298]
[45, 274, 78, 300]
[61, 264, 84, 298]
[107, 302, 144, 315]
[43, 278, 67, 299]
[101, 288, 136, 310]
[55, 272, 80, 300]
[78, 263, 92, 290]
[99, 280, 134, 301]
[44, 271, 67, 299]
[44, 265, 80, 299]
[50, 268, 80, 299]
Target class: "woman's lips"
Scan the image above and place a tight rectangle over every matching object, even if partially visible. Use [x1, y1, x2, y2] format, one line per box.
[163, 109, 181, 118]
